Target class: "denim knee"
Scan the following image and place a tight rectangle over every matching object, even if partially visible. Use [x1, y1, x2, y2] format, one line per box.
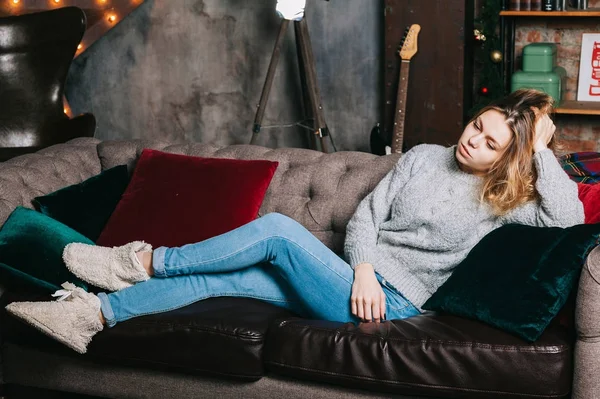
[259, 212, 303, 235]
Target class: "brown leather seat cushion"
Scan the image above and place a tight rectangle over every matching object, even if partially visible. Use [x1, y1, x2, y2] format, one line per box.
[265, 313, 573, 398]
[3, 297, 295, 381]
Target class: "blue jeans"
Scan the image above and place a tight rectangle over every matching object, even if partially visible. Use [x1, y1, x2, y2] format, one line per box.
[97, 213, 420, 327]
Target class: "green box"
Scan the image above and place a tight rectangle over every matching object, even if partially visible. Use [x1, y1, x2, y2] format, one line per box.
[522, 43, 557, 73]
[510, 66, 566, 103]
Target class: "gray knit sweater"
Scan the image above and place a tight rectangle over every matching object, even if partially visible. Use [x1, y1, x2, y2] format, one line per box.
[343, 144, 584, 311]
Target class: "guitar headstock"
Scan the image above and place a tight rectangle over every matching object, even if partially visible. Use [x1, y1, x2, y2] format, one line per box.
[398, 24, 421, 61]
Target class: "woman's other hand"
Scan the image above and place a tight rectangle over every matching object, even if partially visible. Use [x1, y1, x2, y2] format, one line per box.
[533, 113, 555, 153]
[351, 263, 386, 322]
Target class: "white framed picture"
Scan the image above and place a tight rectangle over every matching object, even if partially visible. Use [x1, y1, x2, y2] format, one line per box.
[577, 33, 600, 102]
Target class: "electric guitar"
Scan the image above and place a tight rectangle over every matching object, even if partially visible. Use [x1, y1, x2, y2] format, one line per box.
[370, 24, 421, 155]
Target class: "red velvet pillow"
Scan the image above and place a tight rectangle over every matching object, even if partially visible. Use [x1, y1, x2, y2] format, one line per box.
[96, 149, 278, 248]
[578, 182, 600, 224]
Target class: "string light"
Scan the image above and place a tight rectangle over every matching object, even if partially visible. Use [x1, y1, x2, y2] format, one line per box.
[6, 0, 144, 58]
[63, 97, 73, 117]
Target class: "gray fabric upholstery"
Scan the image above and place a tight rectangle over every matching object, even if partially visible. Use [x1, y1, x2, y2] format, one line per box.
[573, 245, 600, 399]
[98, 140, 400, 253]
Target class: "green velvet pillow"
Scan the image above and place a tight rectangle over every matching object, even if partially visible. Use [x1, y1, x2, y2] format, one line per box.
[423, 223, 600, 342]
[0, 262, 61, 294]
[0, 207, 91, 292]
[32, 165, 130, 242]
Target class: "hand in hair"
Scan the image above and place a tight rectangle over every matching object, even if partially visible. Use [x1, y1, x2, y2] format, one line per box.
[533, 113, 555, 153]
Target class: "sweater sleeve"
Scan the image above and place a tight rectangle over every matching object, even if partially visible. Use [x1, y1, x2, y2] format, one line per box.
[500, 148, 584, 227]
[344, 147, 422, 269]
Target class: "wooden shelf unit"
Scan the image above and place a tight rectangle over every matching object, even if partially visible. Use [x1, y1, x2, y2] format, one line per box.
[501, 8, 600, 116]
[500, 10, 600, 17]
[555, 101, 600, 115]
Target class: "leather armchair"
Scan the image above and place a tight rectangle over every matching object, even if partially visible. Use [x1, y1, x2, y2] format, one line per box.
[0, 7, 96, 162]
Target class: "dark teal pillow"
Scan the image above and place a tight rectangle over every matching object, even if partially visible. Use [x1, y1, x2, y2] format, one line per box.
[423, 223, 600, 342]
[32, 165, 129, 242]
[0, 262, 61, 294]
[0, 207, 91, 292]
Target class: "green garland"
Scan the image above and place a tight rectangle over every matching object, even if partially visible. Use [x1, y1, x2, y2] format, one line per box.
[469, 0, 505, 117]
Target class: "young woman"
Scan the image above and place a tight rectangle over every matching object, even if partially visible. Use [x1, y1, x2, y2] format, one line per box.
[6, 89, 584, 354]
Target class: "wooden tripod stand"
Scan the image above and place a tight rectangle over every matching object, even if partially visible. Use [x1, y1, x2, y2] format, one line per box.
[251, 17, 331, 153]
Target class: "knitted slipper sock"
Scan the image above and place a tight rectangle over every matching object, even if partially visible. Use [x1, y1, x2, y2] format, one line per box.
[63, 241, 152, 292]
[6, 282, 103, 354]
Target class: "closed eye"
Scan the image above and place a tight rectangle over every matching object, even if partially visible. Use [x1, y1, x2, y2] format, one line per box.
[475, 119, 496, 150]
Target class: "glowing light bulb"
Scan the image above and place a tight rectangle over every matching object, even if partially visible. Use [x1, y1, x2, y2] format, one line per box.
[54, 0, 61, 3]
[107, 14, 116, 23]
[63, 108, 67, 114]
[12, 0, 20, 4]
[77, 44, 83, 50]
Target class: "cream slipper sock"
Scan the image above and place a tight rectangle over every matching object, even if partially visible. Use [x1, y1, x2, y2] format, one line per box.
[63, 241, 152, 292]
[6, 282, 103, 354]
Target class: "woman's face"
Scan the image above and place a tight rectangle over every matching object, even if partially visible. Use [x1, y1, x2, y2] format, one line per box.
[456, 109, 513, 176]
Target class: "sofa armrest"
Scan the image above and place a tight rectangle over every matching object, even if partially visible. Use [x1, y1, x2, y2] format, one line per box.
[0, 282, 4, 387]
[573, 245, 600, 399]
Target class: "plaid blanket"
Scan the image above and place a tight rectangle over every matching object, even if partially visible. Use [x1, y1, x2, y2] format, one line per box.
[560, 151, 600, 225]
[559, 152, 600, 184]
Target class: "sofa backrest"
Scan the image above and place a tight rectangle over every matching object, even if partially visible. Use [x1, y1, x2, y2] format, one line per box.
[98, 140, 400, 254]
[0, 137, 399, 256]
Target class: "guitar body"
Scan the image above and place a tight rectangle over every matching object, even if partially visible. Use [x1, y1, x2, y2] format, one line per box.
[369, 123, 388, 155]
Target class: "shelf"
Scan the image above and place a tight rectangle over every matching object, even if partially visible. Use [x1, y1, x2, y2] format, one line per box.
[500, 10, 600, 17]
[554, 101, 600, 115]
[500, 10, 600, 115]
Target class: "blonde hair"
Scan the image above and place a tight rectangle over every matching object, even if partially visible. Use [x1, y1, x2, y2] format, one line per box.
[472, 89, 557, 215]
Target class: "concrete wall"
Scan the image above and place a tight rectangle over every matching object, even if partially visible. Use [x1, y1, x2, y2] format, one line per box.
[66, 0, 381, 152]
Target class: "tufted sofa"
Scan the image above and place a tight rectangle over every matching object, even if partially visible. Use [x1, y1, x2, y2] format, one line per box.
[0, 138, 599, 399]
